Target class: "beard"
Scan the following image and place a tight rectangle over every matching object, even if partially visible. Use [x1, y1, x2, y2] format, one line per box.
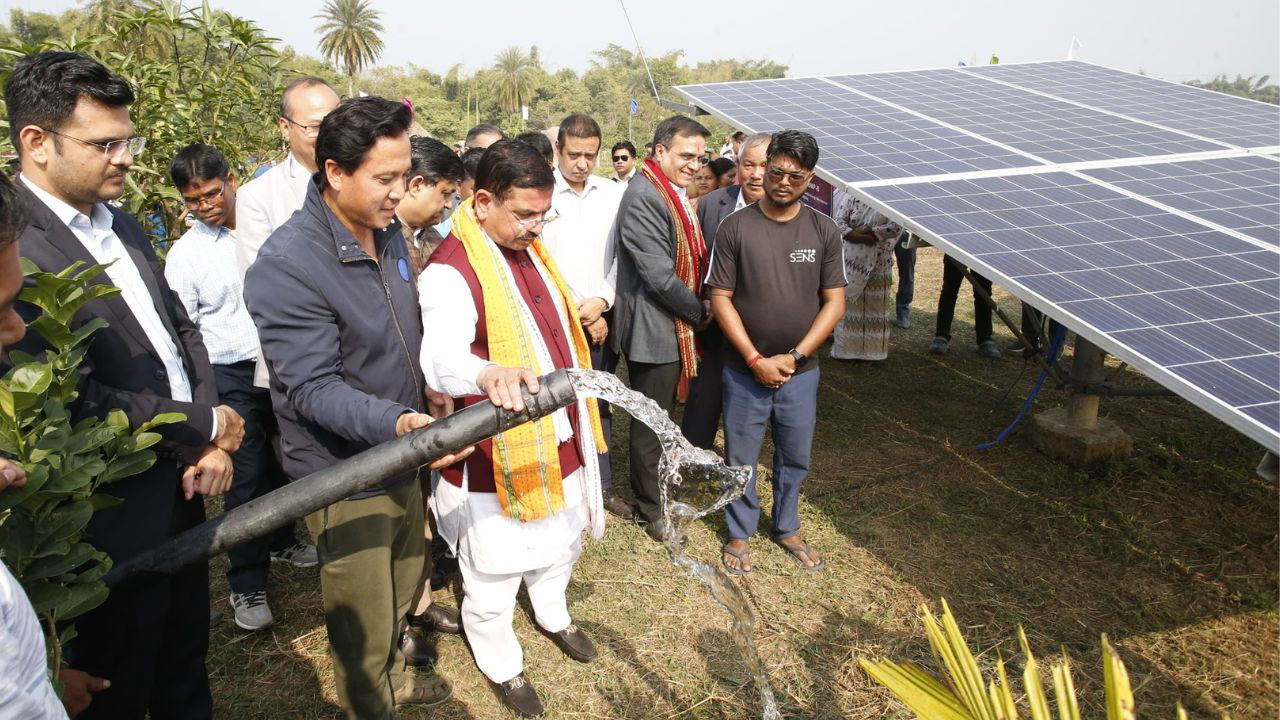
[765, 190, 801, 209]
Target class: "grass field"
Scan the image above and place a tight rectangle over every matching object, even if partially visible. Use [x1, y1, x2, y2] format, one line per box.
[205, 246, 1278, 719]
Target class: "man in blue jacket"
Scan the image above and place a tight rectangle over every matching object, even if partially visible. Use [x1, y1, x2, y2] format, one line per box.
[244, 96, 468, 719]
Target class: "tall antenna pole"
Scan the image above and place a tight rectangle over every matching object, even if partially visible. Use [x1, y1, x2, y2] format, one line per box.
[618, 0, 662, 102]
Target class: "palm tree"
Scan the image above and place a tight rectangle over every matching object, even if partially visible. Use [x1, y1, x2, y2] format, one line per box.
[314, 0, 384, 97]
[490, 46, 537, 126]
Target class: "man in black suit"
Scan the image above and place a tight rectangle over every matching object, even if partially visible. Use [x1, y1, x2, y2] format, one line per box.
[681, 132, 771, 450]
[4, 52, 244, 720]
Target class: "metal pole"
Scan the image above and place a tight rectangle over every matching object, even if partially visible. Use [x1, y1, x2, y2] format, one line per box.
[104, 369, 579, 589]
[1066, 336, 1107, 429]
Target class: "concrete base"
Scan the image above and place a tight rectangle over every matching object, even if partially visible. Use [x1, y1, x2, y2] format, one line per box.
[1030, 407, 1133, 465]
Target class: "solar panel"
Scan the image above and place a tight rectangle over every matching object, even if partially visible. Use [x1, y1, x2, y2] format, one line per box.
[862, 171, 1280, 446]
[829, 68, 1224, 163]
[1082, 155, 1280, 245]
[965, 61, 1280, 149]
[673, 77, 1043, 184]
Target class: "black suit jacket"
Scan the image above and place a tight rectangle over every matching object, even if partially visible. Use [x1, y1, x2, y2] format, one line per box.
[10, 182, 218, 559]
[695, 185, 742, 256]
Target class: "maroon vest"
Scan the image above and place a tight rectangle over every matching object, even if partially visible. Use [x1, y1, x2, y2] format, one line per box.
[428, 234, 584, 493]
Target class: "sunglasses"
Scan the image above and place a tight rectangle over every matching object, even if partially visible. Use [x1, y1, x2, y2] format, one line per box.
[612, 154, 631, 161]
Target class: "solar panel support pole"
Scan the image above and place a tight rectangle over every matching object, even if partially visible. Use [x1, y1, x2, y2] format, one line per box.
[1066, 337, 1107, 429]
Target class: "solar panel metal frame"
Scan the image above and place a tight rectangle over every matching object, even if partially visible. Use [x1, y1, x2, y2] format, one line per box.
[675, 60, 1280, 450]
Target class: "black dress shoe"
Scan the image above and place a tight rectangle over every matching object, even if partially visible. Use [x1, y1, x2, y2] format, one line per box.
[603, 493, 637, 520]
[399, 629, 438, 667]
[546, 623, 598, 663]
[409, 604, 462, 635]
[643, 517, 670, 543]
[497, 672, 544, 718]
[429, 554, 459, 591]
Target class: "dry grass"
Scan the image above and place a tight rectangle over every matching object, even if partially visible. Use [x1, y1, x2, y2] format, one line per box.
[205, 247, 1278, 719]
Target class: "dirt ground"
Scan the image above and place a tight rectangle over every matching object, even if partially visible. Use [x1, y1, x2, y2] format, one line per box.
[204, 246, 1278, 719]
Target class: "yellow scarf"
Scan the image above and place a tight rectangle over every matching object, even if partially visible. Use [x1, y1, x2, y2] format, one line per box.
[452, 197, 608, 523]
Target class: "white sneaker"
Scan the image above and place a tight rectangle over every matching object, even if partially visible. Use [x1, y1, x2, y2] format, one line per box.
[230, 591, 274, 631]
[270, 541, 318, 568]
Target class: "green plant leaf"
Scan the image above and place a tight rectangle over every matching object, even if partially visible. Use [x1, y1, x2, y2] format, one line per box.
[137, 412, 186, 432]
[22, 541, 96, 580]
[36, 499, 94, 541]
[53, 581, 108, 623]
[22, 578, 71, 615]
[8, 363, 53, 395]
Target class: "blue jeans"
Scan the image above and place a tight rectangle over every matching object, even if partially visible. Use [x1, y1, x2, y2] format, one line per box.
[722, 365, 819, 541]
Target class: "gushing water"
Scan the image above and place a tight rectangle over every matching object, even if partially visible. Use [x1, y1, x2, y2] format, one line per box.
[568, 368, 783, 720]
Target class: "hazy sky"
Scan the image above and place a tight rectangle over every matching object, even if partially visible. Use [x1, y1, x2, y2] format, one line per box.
[4, 0, 1277, 86]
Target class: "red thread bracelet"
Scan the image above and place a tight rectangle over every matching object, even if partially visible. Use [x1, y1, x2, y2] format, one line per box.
[747, 354, 764, 368]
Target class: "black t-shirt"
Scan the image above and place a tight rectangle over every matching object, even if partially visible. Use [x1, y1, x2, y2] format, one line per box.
[705, 203, 846, 374]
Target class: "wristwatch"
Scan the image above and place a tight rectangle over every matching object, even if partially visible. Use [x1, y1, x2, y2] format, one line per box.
[788, 348, 806, 364]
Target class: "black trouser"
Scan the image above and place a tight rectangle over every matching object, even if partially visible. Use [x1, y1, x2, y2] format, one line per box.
[1020, 304, 1063, 351]
[214, 361, 294, 594]
[627, 358, 682, 524]
[894, 232, 916, 312]
[589, 314, 618, 491]
[679, 324, 726, 450]
[934, 255, 995, 344]
[71, 479, 213, 720]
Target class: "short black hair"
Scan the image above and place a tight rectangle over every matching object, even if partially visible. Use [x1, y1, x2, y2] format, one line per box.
[314, 96, 411, 191]
[280, 76, 336, 118]
[4, 52, 135, 155]
[170, 143, 230, 191]
[0, 173, 28, 251]
[611, 140, 636, 158]
[460, 147, 485, 179]
[731, 131, 747, 142]
[474, 139, 554, 199]
[464, 123, 505, 148]
[709, 157, 735, 180]
[409, 135, 464, 185]
[652, 115, 709, 148]
[557, 113, 601, 149]
[515, 131, 554, 165]
[766, 129, 820, 172]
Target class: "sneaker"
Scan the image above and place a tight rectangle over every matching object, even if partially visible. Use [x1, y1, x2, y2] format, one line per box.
[270, 541, 318, 568]
[895, 306, 912, 329]
[497, 673, 544, 718]
[230, 591, 274, 631]
[927, 337, 949, 355]
[977, 340, 1002, 359]
[1004, 340, 1027, 353]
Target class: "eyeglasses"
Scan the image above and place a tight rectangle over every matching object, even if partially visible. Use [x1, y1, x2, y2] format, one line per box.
[612, 155, 631, 162]
[182, 182, 227, 209]
[42, 128, 145, 159]
[767, 165, 809, 184]
[498, 201, 560, 231]
[283, 116, 322, 137]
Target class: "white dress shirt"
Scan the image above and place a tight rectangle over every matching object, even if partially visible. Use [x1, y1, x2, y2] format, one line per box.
[0, 561, 68, 720]
[539, 169, 621, 309]
[612, 167, 637, 184]
[234, 153, 311, 277]
[22, 178, 195, 404]
[164, 221, 259, 365]
[234, 153, 311, 386]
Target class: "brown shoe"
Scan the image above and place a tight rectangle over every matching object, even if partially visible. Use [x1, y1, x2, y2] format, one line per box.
[393, 670, 452, 707]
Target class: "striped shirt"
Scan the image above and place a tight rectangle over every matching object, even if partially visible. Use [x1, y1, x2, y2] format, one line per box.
[165, 221, 260, 365]
[0, 560, 68, 719]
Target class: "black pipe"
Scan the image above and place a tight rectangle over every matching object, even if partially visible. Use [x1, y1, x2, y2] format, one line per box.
[104, 369, 578, 589]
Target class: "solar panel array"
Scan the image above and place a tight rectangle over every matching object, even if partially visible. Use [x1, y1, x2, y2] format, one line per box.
[675, 60, 1280, 448]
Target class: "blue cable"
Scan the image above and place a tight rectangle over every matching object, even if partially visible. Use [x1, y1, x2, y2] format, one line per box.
[977, 324, 1069, 451]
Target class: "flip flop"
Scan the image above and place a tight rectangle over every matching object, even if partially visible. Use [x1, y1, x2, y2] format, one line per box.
[721, 541, 752, 576]
[774, 537, 825, 572]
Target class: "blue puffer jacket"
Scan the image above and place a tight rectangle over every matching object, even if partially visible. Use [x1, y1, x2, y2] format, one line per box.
[245, 179, 424, 497]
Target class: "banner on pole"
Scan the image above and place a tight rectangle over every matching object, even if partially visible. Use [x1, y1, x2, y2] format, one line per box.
[629, 99, 639, 114]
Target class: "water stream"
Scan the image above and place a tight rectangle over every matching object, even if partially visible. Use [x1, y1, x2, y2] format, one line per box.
[567, 368, 783, 720]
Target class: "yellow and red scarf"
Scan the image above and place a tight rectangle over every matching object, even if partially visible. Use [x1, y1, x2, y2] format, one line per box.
[638, 157, 706, 392]
[452, 198, 608, 525]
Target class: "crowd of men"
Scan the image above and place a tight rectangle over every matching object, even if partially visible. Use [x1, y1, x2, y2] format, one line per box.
[0, 50, 852, 720]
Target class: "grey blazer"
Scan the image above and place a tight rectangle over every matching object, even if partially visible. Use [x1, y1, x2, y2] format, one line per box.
[696, 185, 742, 256]
[611, 172, 708, 364]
